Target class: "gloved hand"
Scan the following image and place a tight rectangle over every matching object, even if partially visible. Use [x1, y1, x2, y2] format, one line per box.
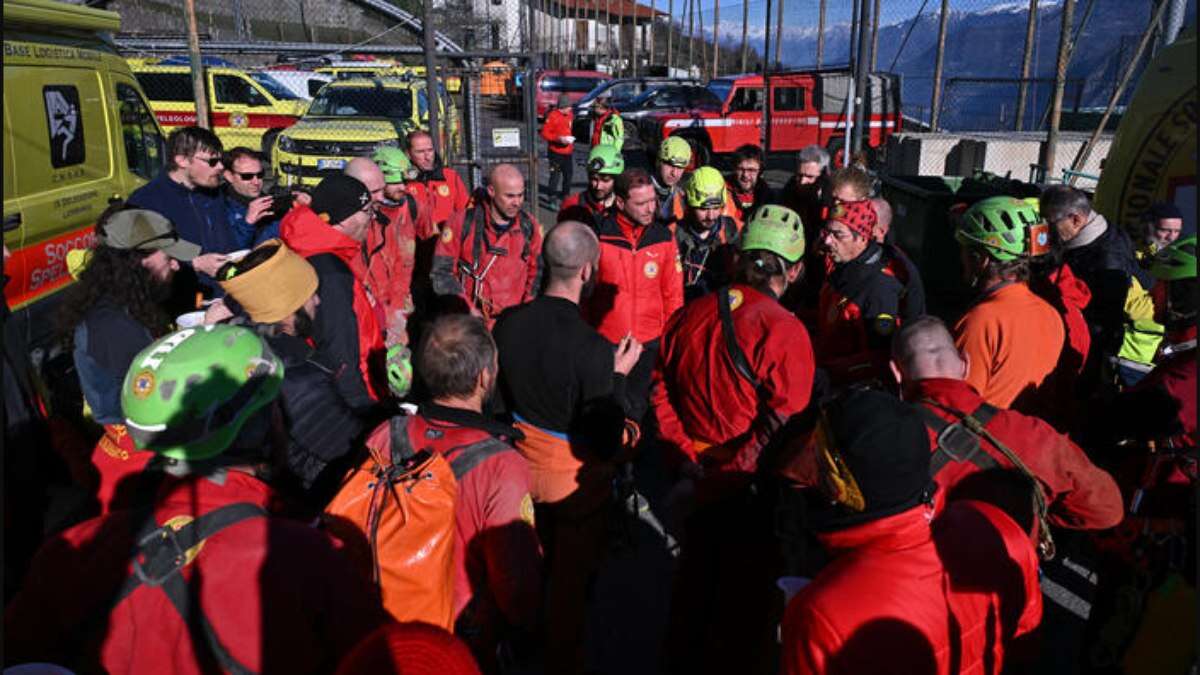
[386, 344, 413, 399]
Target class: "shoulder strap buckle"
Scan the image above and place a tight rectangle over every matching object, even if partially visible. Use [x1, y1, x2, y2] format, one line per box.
[131, 524, 189, 587]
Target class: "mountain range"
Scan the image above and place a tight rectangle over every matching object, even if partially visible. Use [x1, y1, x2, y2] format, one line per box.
[715, 0, 1196, 130]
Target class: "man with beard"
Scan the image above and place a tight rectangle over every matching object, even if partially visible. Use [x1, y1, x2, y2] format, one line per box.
[57, 206, 201, 513]
[127, 126, 236, 290]
[557, 144, 623, 228]
[217, 241, 369, 506]
[432, 164, 544, 326]
[221, 147, 280, 248]
[677, 166, 741, 301]
[494, 220, 643, 675]
[726, 144, 775, 223]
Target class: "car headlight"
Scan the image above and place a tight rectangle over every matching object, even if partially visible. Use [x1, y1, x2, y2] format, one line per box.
[278, 135, 296, 152]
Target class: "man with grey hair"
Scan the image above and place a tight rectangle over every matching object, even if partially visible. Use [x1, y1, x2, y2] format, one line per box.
[890, 315, 1122, 532]
[1040, 185, 1145, 389]
[779, 144, 833, 252]
[493, 220, 643, 675]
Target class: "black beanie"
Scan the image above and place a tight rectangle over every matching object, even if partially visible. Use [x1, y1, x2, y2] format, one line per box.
[310, 174, 371, 225]
[807, 388, 934, 532]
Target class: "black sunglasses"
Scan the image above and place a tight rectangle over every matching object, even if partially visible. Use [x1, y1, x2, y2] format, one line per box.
[193, 155, 223, 167]
[234, 171, 265, 180]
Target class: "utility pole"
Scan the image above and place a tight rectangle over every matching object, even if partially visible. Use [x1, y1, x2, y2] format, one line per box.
[667, 0, 674, 71]
[870, 0, 880, 70]
[1015, 0, 1038, 131]
[712, 0, 720, 78]
[762, 0, 772, 150]
[1040, 0, 1075, 182]
[774, 0, 783, 69]
[852, 0, 870, 154]
[698, 0, 708, 78]
[421, 0, 441, 156]
[816, 0, 825, 67]
[740, 0, 749, 73]
[929, 0, 950, 131]
[687, 0, 695, 70]
[184, 0, 209, 129]
[650, 0, 656, 66]
[606, 0, 613, 68]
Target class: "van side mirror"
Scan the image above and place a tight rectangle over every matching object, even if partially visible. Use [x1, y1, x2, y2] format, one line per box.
[308, 80, 326, 98]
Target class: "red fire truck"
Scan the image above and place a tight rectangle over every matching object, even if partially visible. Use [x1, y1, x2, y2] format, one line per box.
[637, 69, 901, 165]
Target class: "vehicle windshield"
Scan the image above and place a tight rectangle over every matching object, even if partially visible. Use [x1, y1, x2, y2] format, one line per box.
[707, 80, 735, 105]
[307, 87, 412, 119]
[541, 76, 605, 93]
[249, 72, 300, 100]
[577, 80, 616, 105]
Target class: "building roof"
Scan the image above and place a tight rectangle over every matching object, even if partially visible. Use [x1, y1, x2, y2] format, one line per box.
[546, 0, 666, 21]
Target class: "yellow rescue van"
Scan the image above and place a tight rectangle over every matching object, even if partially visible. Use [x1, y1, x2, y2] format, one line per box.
[4, 0, 166, 345]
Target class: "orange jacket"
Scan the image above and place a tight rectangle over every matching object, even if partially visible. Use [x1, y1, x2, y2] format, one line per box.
[366, 198, 419, 338]
[541, 108, 575, 155]
[583, 211, 684, 345]
[408, 166, 471, 236]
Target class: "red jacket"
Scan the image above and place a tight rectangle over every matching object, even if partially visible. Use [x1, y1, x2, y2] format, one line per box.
[366, 197, 419, 339]
[541, 107, 575, 156]
[910, 377, 1124, 531]
[408, 165, 471, 236]
[431, 199, 544, 325]
[557, 189, 614, 228]
[369, 406, 542, 664]
[782, 500, 1042, 675]
[653, 284, 815, 473]
[4, 471, 386, 674]
[281, 206, 386, 401]
[584, 211, 685, 344]
[1023, 263, 1093, 430]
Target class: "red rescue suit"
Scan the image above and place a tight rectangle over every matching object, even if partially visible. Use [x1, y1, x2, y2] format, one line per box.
[584, 210, 684, 345]
[408, 165, 471, 237]
[1026, 262, 1093, 430]
[90, 423, 154, 515]
[541, 107, 575, 156]
[431, 199, 544, 325]
[366, 405, 542, 668]
[4, 471, 386, 674]
[653, 284, 815, 475]
[781, 500, 1043, 675]
[281, 205, 386, 400]
[557, 189, 615, 229]
[817, 242, 920, 384]
[910, 377, 1124, 530]
[366, 196, 420, 337]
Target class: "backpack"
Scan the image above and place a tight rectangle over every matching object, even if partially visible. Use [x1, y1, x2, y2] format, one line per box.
[323, 414, 511, 629]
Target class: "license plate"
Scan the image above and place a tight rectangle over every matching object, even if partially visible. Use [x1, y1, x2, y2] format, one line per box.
[317, 158, 346, 170]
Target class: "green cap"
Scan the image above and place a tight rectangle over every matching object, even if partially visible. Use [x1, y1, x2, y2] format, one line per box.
[741, 205, 806, 263]
[955, 196, 1041, 262]
[587, 144, 625, 175]
[99, 209, 201, 261]
[372, 146, 414, 184]
[122, 325, 284, 461]
[685, 166, 726, 208]
[1150, 235, 1196, 281]
[659, 136, 693, 168]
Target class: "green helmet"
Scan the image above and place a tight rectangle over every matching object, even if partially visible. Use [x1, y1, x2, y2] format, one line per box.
[741, 205, 806, 263]
[122, 325, 284, 461]
[372, 146, 414, 184]
[685, 166, 726, 209]
[955, 196, 1042, 262]
[587, 144, 625, 176]
[659, 136, 693, 168]
[1151, 235, 1197, 281]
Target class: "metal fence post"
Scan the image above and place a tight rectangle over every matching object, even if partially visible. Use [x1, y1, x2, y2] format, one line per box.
[422, 0, 442, 156]
[853, 0, 870, 155]
[929, 0, 949, 131]
[761, 0, 772, 152]
[1015, 0, 1038, 131]
[184, 0, 209, 129]
[816, 0, 825, 68]
[1040, 0, 1075, 182]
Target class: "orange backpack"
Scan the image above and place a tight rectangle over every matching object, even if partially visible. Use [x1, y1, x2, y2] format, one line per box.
[324, 415, 458, 629]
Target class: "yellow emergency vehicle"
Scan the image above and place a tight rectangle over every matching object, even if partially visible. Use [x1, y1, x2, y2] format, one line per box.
[4, 0, 166, 333]
[129, 59, 307, 159]
[273, 76, 462, 188]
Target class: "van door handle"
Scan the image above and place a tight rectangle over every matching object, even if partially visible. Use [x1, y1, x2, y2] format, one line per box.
[3, 212, 21, 231]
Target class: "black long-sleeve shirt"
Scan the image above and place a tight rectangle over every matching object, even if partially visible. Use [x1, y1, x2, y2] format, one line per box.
[493, 296, 628, 448]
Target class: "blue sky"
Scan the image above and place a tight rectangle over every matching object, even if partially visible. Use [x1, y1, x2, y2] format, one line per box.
[657, 0, 1048, 28]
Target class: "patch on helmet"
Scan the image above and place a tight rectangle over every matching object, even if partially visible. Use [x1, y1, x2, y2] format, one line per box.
[728, 288, 744, 311]
[441, 226, 455, 244]
[519, 493, 536, 527]
[131, 370, 156, 400]
[437, 184, 451, 197]
[872, 314, 897, 336]
[644, 260, 660, 279]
